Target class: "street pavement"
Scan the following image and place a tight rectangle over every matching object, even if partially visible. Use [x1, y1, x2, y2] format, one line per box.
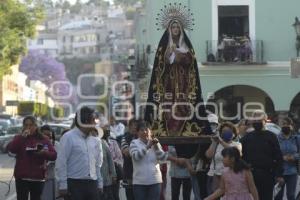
[0, 153, 16, 200]
[0, 152, 295, 200]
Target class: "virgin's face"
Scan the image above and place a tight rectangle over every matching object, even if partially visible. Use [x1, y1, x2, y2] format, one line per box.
[171, 22, 181, 37]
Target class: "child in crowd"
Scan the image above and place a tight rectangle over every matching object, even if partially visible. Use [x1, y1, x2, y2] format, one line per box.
[205, 147, 259, 200]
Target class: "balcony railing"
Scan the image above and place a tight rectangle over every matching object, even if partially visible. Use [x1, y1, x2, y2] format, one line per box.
[203, 40, 265, 65]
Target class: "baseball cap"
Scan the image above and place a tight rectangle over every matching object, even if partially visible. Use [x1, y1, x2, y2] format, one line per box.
[208, 113, 219, 124]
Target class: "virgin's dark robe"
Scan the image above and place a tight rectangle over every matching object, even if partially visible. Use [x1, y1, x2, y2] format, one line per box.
[145, 29, 211, 158]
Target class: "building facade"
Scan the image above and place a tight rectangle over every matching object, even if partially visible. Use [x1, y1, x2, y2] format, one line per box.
[28, 30, 59, 58]
[135, 0, 300, 125]
[0, 65, 55, 116]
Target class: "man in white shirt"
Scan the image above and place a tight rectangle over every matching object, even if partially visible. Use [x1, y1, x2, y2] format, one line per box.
[56, 107, 103, 200]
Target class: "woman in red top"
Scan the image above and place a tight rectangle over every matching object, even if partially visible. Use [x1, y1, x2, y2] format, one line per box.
[7, 116, 57, 200]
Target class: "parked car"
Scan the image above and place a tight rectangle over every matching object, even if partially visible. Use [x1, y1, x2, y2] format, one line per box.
[0, 125, 22, 153]
[0, 119, 12, 135]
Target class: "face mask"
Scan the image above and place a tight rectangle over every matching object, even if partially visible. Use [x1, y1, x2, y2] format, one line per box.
[281, 126, 291, 135]
[221, 131, 233, 142]
[252, 122, 263, 131]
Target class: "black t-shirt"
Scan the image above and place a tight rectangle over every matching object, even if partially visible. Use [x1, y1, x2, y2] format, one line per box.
[175, 144, 199, 158]
[240, 130, 283, 176]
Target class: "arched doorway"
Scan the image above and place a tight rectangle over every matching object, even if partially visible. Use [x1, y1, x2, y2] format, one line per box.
[207, 85, 275, 123]
[290, 92, 300, 131]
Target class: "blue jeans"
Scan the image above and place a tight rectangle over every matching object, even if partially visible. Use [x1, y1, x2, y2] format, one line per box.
[275, 174, 298, 200]
[133, 184, 161, 200]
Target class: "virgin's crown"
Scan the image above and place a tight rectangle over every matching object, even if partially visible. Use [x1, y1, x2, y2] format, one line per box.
[156, 3, 195, 31]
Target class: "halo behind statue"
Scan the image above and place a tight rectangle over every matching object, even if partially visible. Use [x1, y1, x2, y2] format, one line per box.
[156, 3, 195, 31]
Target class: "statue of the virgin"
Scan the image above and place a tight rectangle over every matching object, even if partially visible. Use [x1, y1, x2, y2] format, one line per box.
[145, 3, 211, 155]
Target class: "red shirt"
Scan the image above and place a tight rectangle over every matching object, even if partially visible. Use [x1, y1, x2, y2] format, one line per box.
[7, 134, 57, 180]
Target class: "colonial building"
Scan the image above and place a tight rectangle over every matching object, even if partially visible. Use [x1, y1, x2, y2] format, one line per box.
[135, 0, 300, 126]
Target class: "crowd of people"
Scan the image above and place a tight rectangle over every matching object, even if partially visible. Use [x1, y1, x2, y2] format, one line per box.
[6, 107, 300, 200]
[213, 33, 253, 63]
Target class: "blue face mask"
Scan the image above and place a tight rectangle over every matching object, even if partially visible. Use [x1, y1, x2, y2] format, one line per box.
[221, 131, 233, 142]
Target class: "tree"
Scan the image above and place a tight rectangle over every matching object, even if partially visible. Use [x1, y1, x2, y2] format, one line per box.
[62, 1, 71, 10]
[70, 0, 83, 13]
[87, 0, 109, 7]
[20, 50, 67, 85]
[125, 7, 136, 20]
[114, 0, 145, 6]
[61, 57, 101, 85]
[0, 0, 44, 77]
[19, 50, 76, 103]
[40, 0, 54, 8]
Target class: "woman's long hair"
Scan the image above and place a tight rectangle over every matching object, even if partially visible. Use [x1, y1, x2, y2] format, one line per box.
[221, 147, 250, 173]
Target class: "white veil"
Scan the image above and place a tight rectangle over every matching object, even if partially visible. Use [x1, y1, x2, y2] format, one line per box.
[168, 20, 188, 63]
[168, 20, 188, 52]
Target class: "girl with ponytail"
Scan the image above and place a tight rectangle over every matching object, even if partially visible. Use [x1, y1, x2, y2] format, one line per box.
[205, 147, 259, 200]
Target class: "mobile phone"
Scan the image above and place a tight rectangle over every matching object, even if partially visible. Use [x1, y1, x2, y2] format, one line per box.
[36, 143, 44, 151]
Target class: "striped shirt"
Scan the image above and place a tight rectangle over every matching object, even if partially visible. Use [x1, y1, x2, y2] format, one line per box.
[129, 138, 168, 185]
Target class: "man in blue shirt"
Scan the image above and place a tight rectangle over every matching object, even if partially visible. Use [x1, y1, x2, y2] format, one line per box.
[275, 117, 299, 200]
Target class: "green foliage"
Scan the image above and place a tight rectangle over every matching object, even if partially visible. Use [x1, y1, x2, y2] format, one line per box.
[61, 57, 101, 85]
[125, 7, 136, 20]
[97, 94, 109, 113]
[0, 0, 44, 77]
[87, 0, 109, 7]
[17, 101, 62, 118]
[62, 1, 71, 10]
[69, 0, 82, 13]
[18, 101, 39, 116]
[52, 107, 64, 118]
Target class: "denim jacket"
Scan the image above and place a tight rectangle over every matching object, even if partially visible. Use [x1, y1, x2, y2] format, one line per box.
[277, 134, 300, 175]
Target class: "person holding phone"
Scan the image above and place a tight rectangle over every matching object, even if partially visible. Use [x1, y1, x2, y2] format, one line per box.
[129, 121, 185, 200]
[205, 122, 242, 197]
[7, 116, 57, 200]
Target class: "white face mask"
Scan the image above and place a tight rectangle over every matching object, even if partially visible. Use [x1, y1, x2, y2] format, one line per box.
[210, 124, 219, 133]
